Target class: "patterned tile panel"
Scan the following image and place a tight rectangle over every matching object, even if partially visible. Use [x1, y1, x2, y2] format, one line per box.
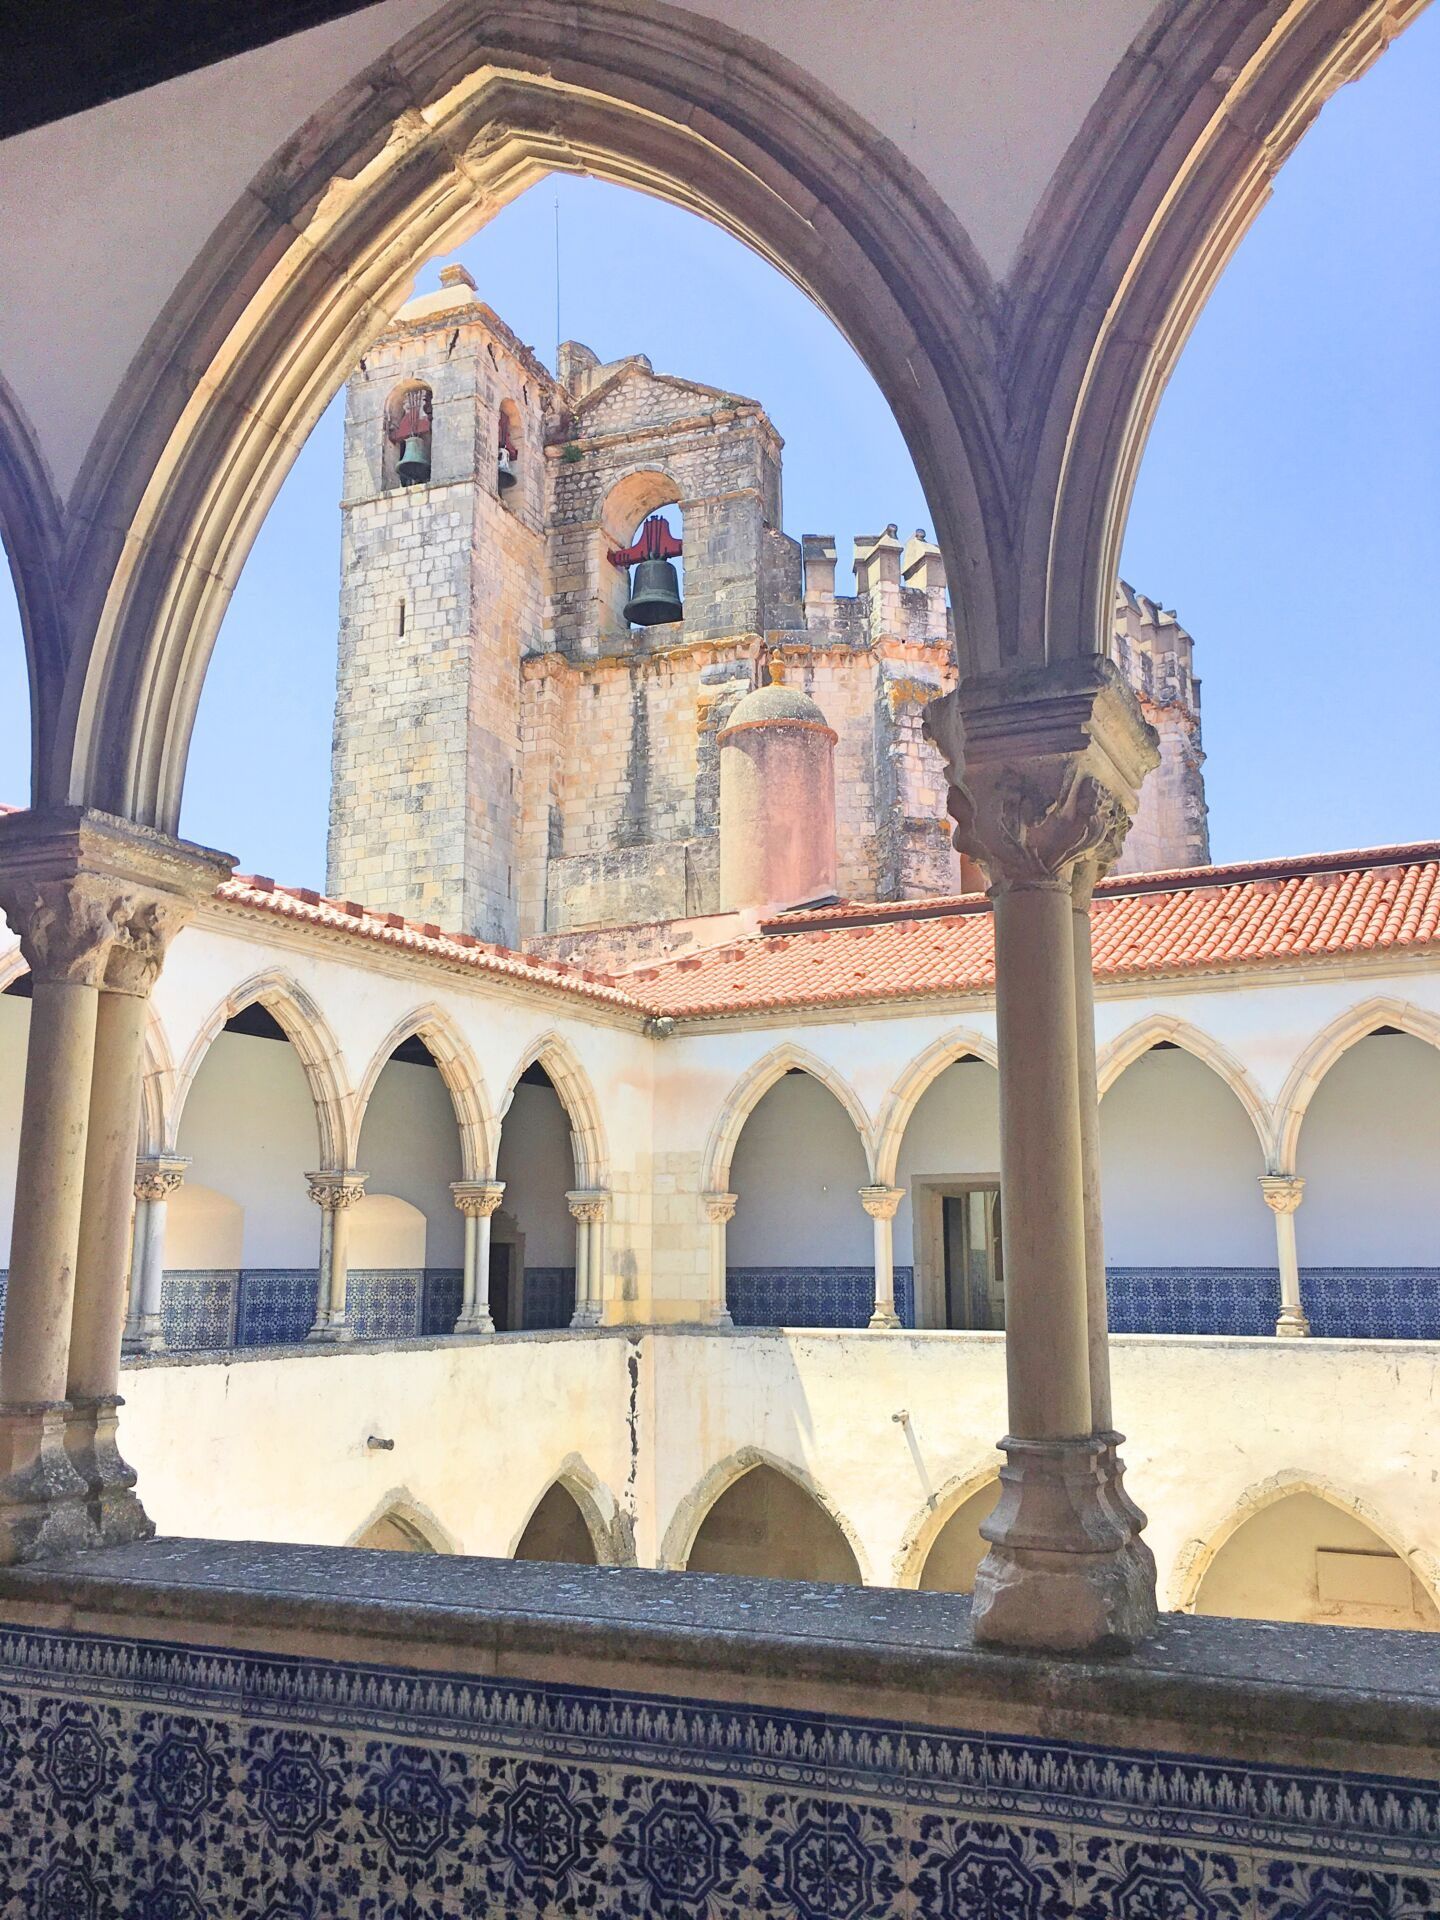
[0, 1624, 1435, 1917]
[726, 1268, 916, 1330]
[1106, 1269, 1440, 1340]
[234, 1270, 319, 1348]
[422, 1269, 465, 1336]
[347, 1268, 423, 1341]
[158, 1270, 238, 1350]
[523, 1268, 577, 1330]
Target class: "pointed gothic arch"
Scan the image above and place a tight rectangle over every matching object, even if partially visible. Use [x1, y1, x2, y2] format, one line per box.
[507, 1455, 634, 1567]
[1097, 1015, 1273, 1161]
[872, 1027, 1001, 1187]
[171, 968, 352, 1167]
[1171, 1467, 1440, 1623]
[658, 1445, 870, 1584]
[1273, 996, 1440, 1174]
[893, 1461, 1004, 1590]
[353, 1005, 494, 1183]
[498, 1030, 609, 1188]
[702, 1042, 876, 1194]
[347, 1488, 458, 1554]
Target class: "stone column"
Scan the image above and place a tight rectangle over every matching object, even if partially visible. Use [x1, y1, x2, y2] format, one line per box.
[566, 1190, 609, 1328]
[701, 1192, 737, 1328]
[860, 1186, 906, 1329]
[1261, 1175, 1309, 1337]
[451, 1180, 505, 1334]
[0, 809, 231, 1563]
[122, 1157, 189, 1354]
[306, 1173, 369, 1342]
[926, 657, 1159, 1653]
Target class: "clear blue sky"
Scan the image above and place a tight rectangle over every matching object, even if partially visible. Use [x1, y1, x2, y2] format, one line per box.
[1, 12, 1435, 882]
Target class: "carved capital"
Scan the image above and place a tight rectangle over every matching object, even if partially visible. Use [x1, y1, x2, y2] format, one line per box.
[452, 1179, 505, 1219]
[925, 658, 1158, 894]
[1259, 1174, 1305, 1217]
[306, 1171, 368, 1211]
[566, 1188, 610, 1226]
[134, 1155, 190, 1204]
[859, 1184, 906, 1222]
[701, 1191, 738, 1226]
[0, 808, 234, 993]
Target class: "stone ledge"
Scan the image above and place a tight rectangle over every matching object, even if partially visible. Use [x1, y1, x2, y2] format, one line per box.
[0, 1538, 1436, 1779]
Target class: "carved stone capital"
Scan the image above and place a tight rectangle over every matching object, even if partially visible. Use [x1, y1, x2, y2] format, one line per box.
[452, 1179, 505, 1219]
[1259, 1174, 1305, 1216]
[924, 658, 1158, 894]
[0, 808, 234, 993]
[859, 1185, 905, 1221]
[306, 1171, 369, 1211]
[701, 1191, 738, 1226]
[134, 1155, 190, 1204]
[566, 1188, 610, 1226]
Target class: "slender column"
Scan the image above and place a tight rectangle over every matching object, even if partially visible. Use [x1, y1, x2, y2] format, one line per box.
[122, 1157, 189, 1354]
[566, 1190, 609, 1328]
[0, 807, 232, 1563]
[927, 657, 1159, 1653]
[1261, 1175, 1309, 1337]
[701, 1192, 737, 1328]
[861, 1186, 906, 1330]
[306, 1172, 368, 1342]
[452, 1180, 505, 1334]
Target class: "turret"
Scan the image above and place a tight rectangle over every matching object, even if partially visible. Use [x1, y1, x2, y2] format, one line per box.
[718, 664, 838, 913]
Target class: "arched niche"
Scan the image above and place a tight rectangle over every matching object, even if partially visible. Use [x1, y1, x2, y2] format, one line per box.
[890, 1053, 1002, 1330]
[1100, 1042, 1273, 1335]
[725, 1068, 872, 1328]
[513, 1483, 600, 1568]
[1193, 1490, 1439, 1633]
[683, 1462, 861, 1586]
[916, 1480, 1002, 1595]
[356, 1510, 441, 1553]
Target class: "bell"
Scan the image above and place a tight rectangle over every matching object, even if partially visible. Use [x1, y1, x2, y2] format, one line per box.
[397, 435, 431, 486]
[497, 448, 518, 492]
[623, 556, 683, 627]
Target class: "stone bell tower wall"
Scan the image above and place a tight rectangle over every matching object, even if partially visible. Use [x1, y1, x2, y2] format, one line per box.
[327, 290, 553, 943]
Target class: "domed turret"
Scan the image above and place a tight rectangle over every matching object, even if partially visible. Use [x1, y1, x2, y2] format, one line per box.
[718, 661, 838, 913]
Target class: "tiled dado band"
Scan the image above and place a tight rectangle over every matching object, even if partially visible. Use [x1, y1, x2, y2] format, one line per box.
[0, 1619, 1434, 1917]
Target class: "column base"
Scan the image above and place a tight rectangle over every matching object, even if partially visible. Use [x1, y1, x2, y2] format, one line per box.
[453, 1311, 496, 1336]
[0, 1402, 97, 1564]
[307, 1315, 354, 1344]
[1275, 1306, 1311, 1338]
[570, 1303, 603, 1329]
[867, 1307, 902, 1331]
[65, 1395, 155, 1548]
[122, 1313, 166, 1357]
[705, 1307, 735, 1329]
[1096, 1427, 1159, 1591]
[971, 1435, 1157, 1655]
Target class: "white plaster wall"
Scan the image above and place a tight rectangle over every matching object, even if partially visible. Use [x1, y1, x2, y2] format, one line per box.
[166, 1185, 244, 1270]
[356, 1058, 464, 1265]
[496, 1083, 578, 1268]
[0, 991, 27, 1265]
[892, 1059, 1001, 1264]
[176, 1030, 321, 1268]
[1297, 1034, 1440, 1265]
[1100, 1048, 1272, 1266]
[727, 1072, 871, 1265]
[349, 1194, 427, 1269]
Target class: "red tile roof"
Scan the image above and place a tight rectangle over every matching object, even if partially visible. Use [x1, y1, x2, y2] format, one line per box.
[632, 844, 1440, 1018]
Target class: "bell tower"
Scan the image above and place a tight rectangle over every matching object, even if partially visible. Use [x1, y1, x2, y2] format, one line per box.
[326, 268, 554, 943]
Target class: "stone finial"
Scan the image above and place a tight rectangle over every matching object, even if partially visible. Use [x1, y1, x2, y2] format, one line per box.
[859, 1185, 905, 1221]
[1259, 1174, 1305, 1216]
[452, 1180, 505, 1219]
[439, 263, 477, 291]
[306, 1172, 369, 1211]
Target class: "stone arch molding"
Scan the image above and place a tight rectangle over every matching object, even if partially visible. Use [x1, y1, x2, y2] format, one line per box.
[498, 1030, 609, 1188]
[171, 969, 354, 1168]
[658, 1445, 872, 1584]
[353, 1005, 495, 1182]
[506, 1454, 636, 1568]
[347, 1487, 459, 1555]
[892, 1459, 1004, 1591]
[872, 1027, 1000, 1188]
[1096, 1014, 1273, 1163]
[1272, 995, 1440, 1173]
[2, 0, 1419, 832]
[1169, 1467, 1440, 1619]
[702, 1041, 876, 1194]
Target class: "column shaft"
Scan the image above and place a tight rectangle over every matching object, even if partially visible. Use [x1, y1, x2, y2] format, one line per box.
[461, 1212, 479, 1320]
[139, 1197, 169, 1346]
[1070, 899, 1112, 1432]
[68, 988, 148, 1400]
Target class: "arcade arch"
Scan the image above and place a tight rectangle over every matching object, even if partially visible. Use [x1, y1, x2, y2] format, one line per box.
[913, 1479, 1003, 1595]
[494, 1037, 609, 1330]
[678, 1458, 863, 1586]
[349, 1491, 456, 1555]
[513, 1484, 600, 1568]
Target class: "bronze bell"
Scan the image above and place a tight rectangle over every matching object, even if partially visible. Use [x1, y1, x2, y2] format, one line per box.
[397, 435, 431, 486]
[497, 448, 518, 492]
[623, 556, 683, 627]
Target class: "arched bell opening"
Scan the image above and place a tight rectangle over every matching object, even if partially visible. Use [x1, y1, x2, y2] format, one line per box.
[384, 379, 434, 491]
[596, 472, 685, 645]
